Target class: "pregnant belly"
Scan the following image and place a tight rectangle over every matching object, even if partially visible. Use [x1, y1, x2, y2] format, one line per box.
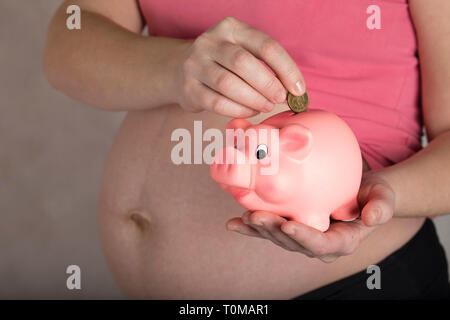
[98, 104, 424, 299]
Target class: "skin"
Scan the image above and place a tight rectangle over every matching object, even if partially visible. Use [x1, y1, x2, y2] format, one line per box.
[43, 0, 450, 297]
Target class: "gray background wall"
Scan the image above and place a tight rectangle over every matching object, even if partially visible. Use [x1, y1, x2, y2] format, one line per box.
[1, 0, 449, 299]
[0, 0, 123, 299]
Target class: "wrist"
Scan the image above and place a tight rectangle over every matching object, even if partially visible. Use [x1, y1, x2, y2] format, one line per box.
[135, 37, 191, 108]
[159, 39, 192, 106]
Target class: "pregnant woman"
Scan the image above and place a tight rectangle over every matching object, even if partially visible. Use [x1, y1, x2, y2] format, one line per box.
[44, 0, 450, 299]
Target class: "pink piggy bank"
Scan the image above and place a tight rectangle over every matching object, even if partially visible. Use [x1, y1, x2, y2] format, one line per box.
[210, 110, 362, 231]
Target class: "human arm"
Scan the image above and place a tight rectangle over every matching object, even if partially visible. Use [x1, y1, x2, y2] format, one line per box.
[378, 0, 450, 217]
[43, 0, 186, 111]
[43, 1, 305, 116]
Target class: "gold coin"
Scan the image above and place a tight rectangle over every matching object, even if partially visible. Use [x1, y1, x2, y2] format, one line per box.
[287, 91, 309, 113]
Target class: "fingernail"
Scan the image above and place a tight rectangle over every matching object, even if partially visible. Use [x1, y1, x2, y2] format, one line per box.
[294, 81, 305, 95]
[264, 101, 275, 112]
[372, 208, 381, 224]
[283, 227, 295, 235]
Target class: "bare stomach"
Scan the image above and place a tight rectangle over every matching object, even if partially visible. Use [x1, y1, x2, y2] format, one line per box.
[98, 103, 425, 299]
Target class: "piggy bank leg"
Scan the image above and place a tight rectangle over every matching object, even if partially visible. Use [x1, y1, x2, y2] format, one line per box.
[299, 214, 331, 232]
[331, 197, 360, 222]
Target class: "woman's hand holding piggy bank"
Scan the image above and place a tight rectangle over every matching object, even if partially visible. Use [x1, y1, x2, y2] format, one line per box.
[210, 109, 395, 262]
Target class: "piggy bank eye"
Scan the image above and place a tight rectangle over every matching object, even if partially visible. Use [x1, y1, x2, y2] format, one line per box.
[256, 144, 268, 160]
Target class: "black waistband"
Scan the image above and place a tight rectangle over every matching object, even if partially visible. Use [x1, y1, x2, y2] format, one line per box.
[293, 219, 450, 300]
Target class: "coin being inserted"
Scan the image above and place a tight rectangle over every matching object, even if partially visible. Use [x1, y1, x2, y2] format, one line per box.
[287, 91, 309, 113]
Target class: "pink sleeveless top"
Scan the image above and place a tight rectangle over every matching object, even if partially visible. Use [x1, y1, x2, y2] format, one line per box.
[138, 0, 422, 169]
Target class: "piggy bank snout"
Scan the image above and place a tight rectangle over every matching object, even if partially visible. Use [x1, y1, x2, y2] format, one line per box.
[210, 146, 251, 190]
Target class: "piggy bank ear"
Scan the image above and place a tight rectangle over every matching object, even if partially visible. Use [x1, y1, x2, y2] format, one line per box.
[279, 124, 313, 161]
[226, 119, 252, 131]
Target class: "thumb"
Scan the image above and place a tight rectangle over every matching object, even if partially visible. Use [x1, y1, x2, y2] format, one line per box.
[360, 183, 395, 226]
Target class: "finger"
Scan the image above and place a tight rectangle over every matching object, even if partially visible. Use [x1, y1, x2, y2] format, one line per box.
[242, 212, 295, 249]
[321, 220, 375, 255]
[248, 221, 287, 248]
[226, 217, 263, 238]
[280, 221, 331, 256]
[192, 80, 259, 118]
[197, 60, 275, 112]
[281, 219, 374, 257]
[242, 211, 314, 255]
[360, 183, 395, 226]
[211, 42, 286, 104]
[248, 211, 311, 252]
[361, 199, 394, 226]
[318, 255, 340, 264]
[231, 23, 306, 96]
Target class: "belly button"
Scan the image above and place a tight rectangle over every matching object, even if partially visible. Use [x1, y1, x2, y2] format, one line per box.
[129, 211, 152, 233]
